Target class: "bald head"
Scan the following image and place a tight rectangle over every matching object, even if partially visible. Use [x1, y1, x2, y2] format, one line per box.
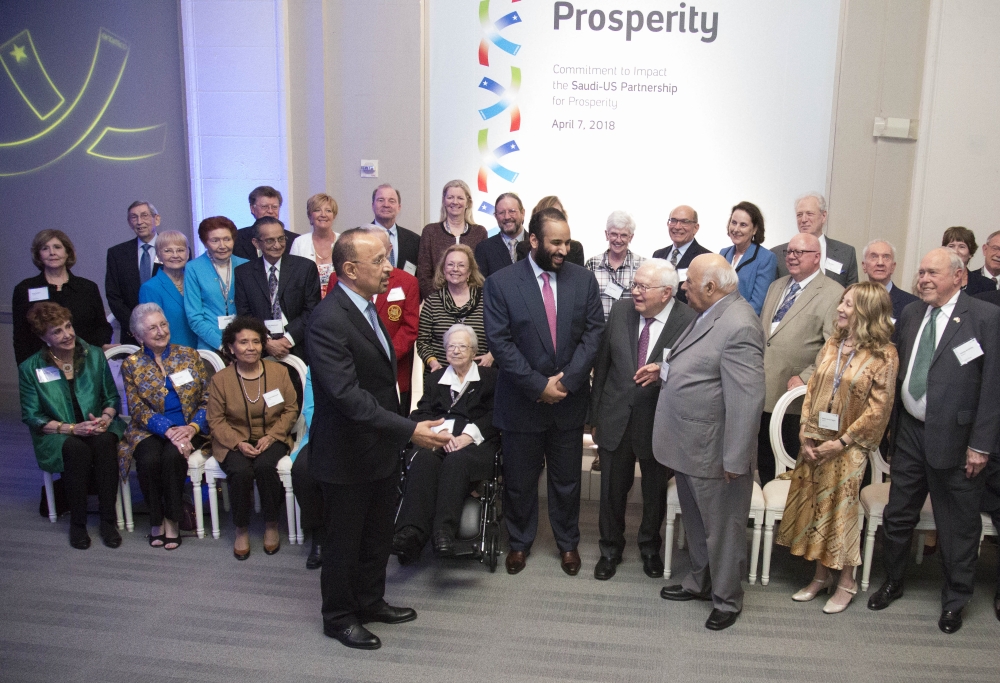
[787, 233, 821, 281]
[917, 247, 964, 307]
[683, 254, 738, 313]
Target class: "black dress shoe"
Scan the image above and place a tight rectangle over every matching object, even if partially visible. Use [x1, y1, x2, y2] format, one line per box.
[938, 610, 963, 634]
[593, 556, 621, 580]
[660, 584, 712, 601]
[360, 603, 417, 624]
[324, 622, 381, 650]
[994, 592, 1000, 622]
[306, 539, 322, 570]
[100, 521, 122, 549]
[392, 526, 423, 565]
[642, 553, 665, 578]
[432, 531, 455, 557]
[866, 579, 904, 611]
[70, 525, 91, 550]
[705, 608, 740, 631]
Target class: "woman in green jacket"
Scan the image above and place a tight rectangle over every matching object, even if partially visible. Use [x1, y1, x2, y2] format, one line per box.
[19, 302, 125, 549]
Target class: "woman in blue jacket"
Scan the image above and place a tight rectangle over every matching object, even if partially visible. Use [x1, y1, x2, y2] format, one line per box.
[183, 217, 248, 351]
[138, 231, 199, 348]
[719, 201, 777, 316]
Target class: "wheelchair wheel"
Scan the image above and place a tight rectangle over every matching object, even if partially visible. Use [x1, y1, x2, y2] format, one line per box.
[484, 523, 499, 573]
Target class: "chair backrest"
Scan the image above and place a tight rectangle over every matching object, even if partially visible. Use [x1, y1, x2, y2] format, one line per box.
[269, 355, 308, 443]
[105, 345, 139, 418]
[197, 349, 226, 374]
[868, 447, 890, 484]
[770, 384, 807, 475]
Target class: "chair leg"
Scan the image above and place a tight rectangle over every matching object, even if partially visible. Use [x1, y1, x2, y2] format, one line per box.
[295, 500, 304, 545]
[207, 476, 221, 539]
[42, 472, 57, 523]
[761, 516, 775, 587]
[189, 467, 205, 539]
[861, 516, 878, 592]
[749, 514, 762, 585]
[122, 477, 134, 532]
[282, 480, 296, 545]
[664, 511, 677, 580]
[115, 482, 125, 530]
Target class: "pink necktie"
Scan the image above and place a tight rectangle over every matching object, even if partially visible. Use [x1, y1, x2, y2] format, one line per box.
[541, 272, 557, 350]
[637, 317, 654, 368]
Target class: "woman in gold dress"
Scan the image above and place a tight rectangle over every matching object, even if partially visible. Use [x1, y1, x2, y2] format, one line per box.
[776, 281, 898, 614]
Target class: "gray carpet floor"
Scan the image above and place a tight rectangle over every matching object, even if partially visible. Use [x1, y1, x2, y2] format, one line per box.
[2, 413, 999, 683]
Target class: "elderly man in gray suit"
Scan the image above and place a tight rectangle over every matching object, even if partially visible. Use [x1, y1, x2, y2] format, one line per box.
[590, 259, 696, 581]
[654, 254, 765, 631]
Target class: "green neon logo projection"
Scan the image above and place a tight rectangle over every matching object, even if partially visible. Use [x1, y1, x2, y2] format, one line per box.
[0, 28, 166, 176]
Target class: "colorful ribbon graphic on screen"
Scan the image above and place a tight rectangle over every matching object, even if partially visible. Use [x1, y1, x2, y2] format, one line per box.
[478, 0, 521, 66]
[0, 28, 166, 176]
[476, 0, 522, 206]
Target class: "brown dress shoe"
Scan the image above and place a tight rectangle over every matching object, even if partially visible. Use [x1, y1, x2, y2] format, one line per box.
[506, 550, 527, 574]
[561, 549, 581, 576]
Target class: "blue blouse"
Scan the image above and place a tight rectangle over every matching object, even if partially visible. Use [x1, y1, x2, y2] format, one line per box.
[720, 243, 777, 316]
[183, 252, 248, 350]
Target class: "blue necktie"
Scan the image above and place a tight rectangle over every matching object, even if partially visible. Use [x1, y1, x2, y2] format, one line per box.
[386, 229, 396, 268]
[366, 303, 391, 357]
[139, 244, 152, 284]
[772, 282, 801, 324]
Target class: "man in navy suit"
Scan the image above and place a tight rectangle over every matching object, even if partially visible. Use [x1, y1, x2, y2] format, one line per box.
[484, 207, 605, 576]
[868, 248, 1000, 634]
[651, 205, 711, 304]
[306, 228, 450, 650]
[106, 200, 162, 346]
[861, 239, 917, 321]
[233, 186, 298, 260]
[475, 192, 526, 278]
[372, 184, 420, 274]
[234, 217, 320, 362]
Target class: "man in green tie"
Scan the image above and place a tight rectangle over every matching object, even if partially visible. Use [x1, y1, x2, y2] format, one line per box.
[868, 248, 1000, 634]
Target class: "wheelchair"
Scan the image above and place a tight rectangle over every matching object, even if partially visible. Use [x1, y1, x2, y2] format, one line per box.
[394, 445, 504, 572]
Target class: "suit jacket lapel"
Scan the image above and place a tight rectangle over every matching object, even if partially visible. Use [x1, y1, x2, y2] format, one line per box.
[771, 276, 823, 336]
[670, 293, 735, 359]
[931, 295, 968, 366]
[515, 262, 556, 357]
[555, 269, 573, 358]
[625, 305, 640, 369]
[254, 258, 273, 309]
[649, 301, 685, 360]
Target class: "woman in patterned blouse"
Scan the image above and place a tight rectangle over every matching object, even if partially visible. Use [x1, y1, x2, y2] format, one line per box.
[119, 303, 209, 550]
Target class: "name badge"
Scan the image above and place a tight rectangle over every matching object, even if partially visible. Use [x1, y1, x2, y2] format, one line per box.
[818, 412, 840, 431]
[659, 362, 670, 383]
[263, 388, 284, 407]
[603, 281, 624, 300]
[217, 315, 235, 330]
[826, 258, 844, 275]
[36, 367, 61, 383]
[169, 369, 194, 387]
[677, 268, 688, 282]
[386, 286, 406, 302]
[265, 319, 285, 335]
[28, 287, 49, 302]
[402, 261, 417, 276]
[890, 317, 896, 325]
[953, 338, 984, 365]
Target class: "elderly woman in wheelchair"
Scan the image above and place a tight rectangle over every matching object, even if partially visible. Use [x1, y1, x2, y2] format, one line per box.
[392, 324, 499, 564]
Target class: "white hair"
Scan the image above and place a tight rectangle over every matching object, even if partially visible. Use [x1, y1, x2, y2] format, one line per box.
[130, 302, 165, 337]
[443, 323, 478, 351]
[605, 210, 636, 235]
[701, 261, 739, 293]
[794, 192, 827, 214]
[862, 239, 897, 261]
[638, 258, 679, 292]
[943, 248, 964, 274]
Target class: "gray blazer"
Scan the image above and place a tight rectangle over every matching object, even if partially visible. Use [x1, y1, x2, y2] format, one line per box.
[772, 236, 858, 287]
[590, 297, 696, 459]
[652, 293, 765, 478]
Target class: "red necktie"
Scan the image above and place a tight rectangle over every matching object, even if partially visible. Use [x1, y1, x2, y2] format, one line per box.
[541, 272, 557, 350]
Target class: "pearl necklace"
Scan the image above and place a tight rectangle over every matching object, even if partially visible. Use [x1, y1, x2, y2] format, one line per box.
[237, 364, 263, 404]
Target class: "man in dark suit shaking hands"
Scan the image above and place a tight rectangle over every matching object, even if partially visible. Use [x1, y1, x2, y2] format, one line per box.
[235, 217, 320, 362]
[651, 205, 711, 305]
[306, 228, 450, 650]
[484, 207, 605, 576]
[590, 259, 696, 580]
[868, 248, 1000, 634]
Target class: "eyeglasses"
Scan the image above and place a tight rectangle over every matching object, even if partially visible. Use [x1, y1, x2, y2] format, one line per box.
[628, 282, 667, 294]
[128, 212, 154, 222]
[258, 236, 286, 247]
[495, 210, 521, 218]
[606, 231, 631, 240]
[667, 218, 696, 226]
[349, 255, 387, 267]
[787, 249, 819, 258]
[446, 343, 472, 353]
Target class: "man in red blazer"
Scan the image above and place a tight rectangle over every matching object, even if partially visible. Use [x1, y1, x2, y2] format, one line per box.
[327, 228, 420, 412]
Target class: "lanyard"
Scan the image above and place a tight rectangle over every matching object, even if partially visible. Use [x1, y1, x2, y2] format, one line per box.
[828, 339, 855, 410]
[214, 260, 232, 314]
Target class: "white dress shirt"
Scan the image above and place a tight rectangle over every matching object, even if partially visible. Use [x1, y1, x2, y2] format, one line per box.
[528, 253, 557, 312]
[638, 298, 675, 365]
[901, 290, 960, 421]
[667, 239, 694, 263]
[438, 363, 485, 444]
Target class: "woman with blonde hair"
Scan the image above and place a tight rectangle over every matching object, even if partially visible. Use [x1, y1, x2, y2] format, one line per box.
[290, 193, 340, 297]
[417, 180, 487, 297]
[776, 281, 898, 614]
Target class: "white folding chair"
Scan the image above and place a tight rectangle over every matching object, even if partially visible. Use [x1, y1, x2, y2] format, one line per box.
[273, 354, 308, 545]
[859, 447, 936, 591]
[181, 348, 225, 538]
[409, 344, 425, 414]
[104, 344, 139, 532]
[759, 385, 806, 586]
